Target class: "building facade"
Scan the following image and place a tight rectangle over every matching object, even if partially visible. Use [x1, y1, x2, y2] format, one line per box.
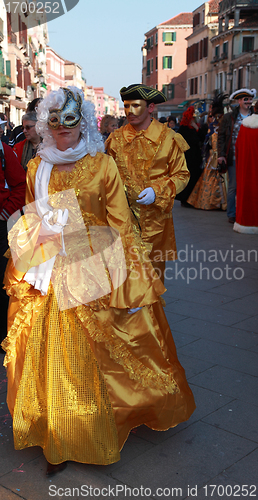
[211, 0, 258, 95]
[4, 2, 48, 124]
[142, 13, 193, 105]
[93, 87, 119, 117]
[64, 60, 85, 90]
[186, 0, 220, 106]
[46, 46, 65, 92]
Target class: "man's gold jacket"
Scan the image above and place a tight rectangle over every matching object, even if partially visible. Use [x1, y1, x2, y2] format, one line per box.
[106, 119, 190, 261]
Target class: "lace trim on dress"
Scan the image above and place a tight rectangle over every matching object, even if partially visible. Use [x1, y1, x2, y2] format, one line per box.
[75, 305, 179, 395]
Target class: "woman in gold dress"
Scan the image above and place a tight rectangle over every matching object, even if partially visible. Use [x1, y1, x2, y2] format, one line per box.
[187, 94, 227, 210]
[1, 87, 195, 475]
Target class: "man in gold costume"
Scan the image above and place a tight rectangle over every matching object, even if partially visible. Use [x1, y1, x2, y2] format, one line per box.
[106, 84, 190, 282]
[1, 87, 195, 476]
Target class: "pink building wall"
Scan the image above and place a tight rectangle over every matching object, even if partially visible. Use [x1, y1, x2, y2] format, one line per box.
[143, 13, 193, 104]
[46, 46, 65, 93]
[94, 87, 106, 116]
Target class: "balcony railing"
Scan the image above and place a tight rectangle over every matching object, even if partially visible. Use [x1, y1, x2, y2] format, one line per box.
[8, 31, 17, 44]
[219, 0, 258, 15]
[0, 74, 15, 96]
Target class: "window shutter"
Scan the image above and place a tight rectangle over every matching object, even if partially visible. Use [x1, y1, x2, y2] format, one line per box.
[168, 83, 174, 98]
[0, 51, 4, 74]
[6, 60, 11, 78]
[204, 37, 208, 58]
[172, 32, 176, 42]
[16, 59, 23, 88]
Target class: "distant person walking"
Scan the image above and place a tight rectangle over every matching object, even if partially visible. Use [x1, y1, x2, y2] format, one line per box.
[176, 106, 203, 205]
[13, 111, 41, 170]
[217, 88, 256, 223]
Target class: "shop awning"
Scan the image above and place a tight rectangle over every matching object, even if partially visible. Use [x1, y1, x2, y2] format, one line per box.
[178, 100, 190, 108]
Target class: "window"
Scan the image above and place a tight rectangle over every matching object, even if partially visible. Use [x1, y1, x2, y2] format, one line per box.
[204, 73, 207, 94]
[155, 32, 158, 45]
[147, 36, 154, 49]
[189, 77, 198, 95]
[238, 67, 243, 88]
[203, 37, 208, 58]
[243, 36, 254, 52]
[7, 13, 12, 38]
[215, 45, 220, 58]
[163, 56, 172, 69]
[218, 72, 223, 91]
[151, 58, 153, 73]
[168, 83, 174, 99]
[16, 59, 23, 88]
[199, 75, 202, 94]
[223, 72, 227, 92]
[193, 12, 200, 27]
[200, 39, 203, 60]
[202, 9, 205, 24]
[162, 83, 174, 99]
[0, 51, 4, 74]
[155, 56, 158, 70]
[222, 41, 228, 57]
[162, 32, 176, 44]
[233, 69, 237, 91]
[162, 85, 167, 98]
[187, 42, 199, 64]
[245, 64, 250, 87]
[147, 60, 151, 76]
[6, 60, 11, 78]
[187, 79, 190, 97]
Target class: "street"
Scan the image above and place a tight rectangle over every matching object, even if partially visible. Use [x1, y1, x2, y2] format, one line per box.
[0, 200, 257, 500]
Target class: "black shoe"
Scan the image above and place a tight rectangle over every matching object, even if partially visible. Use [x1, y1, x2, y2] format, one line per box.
[228, 217, 235, 224]
[46, 461, 67, 476]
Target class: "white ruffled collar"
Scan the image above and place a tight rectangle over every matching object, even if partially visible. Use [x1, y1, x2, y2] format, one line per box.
[242, 114, 258, 129]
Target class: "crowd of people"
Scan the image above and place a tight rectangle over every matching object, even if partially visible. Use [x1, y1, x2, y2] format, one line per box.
[0, 82, 257, 477]
[163, 88, 257, 235]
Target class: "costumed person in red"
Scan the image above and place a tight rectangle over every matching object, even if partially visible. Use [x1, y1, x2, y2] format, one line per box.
[233, 100, 258, 234]
[176, 106, 203, 206]
[0, 122, 26, 346]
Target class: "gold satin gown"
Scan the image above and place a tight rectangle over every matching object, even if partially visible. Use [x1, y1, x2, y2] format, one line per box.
[2, 153, 195, 465]
[106, 119, 190, 262]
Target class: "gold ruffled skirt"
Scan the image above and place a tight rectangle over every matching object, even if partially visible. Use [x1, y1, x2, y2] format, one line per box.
[3, 287, 195, 465]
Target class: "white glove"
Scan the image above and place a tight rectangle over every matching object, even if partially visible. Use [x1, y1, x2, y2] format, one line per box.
[136, 187, 155, 205]
[128, 307, 142, 315]
[40, 209, 69, 236]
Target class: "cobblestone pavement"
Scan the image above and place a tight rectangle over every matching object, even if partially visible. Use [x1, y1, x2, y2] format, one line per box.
[0, 200, 257, 499]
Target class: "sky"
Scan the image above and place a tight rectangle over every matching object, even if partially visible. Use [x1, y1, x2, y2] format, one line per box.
[48, 0, 195, 102]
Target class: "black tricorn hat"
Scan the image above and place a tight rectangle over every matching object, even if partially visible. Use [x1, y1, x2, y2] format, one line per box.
[120, 84, 167, 104]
